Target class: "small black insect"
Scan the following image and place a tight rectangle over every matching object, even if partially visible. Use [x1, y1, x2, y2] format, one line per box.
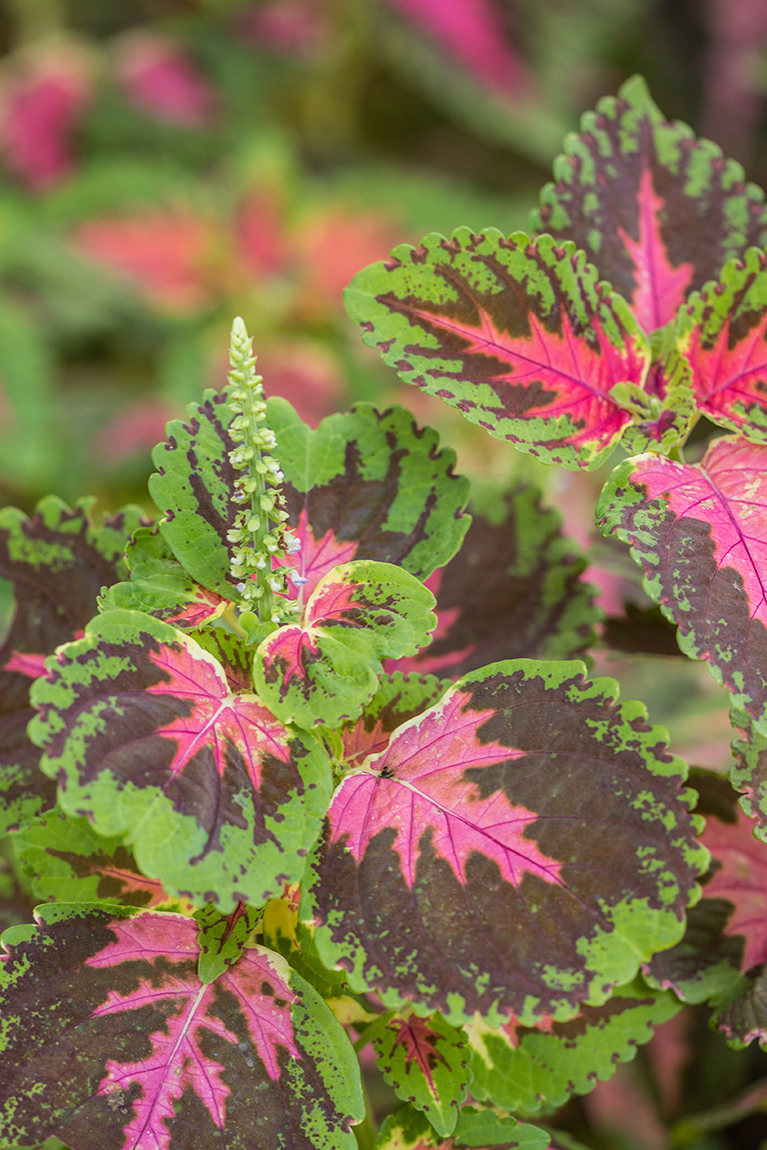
[379, 765, 396, 779]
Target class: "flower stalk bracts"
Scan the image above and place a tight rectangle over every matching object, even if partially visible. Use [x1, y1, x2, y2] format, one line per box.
[225, 316, 300, 624]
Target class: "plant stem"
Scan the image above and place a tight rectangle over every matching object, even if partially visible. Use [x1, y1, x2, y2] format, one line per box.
[671, 1075, 767, 1146]
[353, 1074, 377, 1150]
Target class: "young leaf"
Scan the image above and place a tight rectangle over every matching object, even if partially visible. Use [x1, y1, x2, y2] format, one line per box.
[389, 484, 600, 679]
[305, 659, 706, 1026]
[148, 389, 239, 598]
[99, 527, 227, 629]
[676, 247, 767, 441]
[0, 497, 146, 835]
[261, 890, 347, 1001]
[254, 561, 436, 728]
[344, 229, 650, 470]
[466, 976, 680, 1116]
[341, 673, 447, 769]
[12, 812, 169, 908]
[194, 901, 261, 984]
[29, 610, 332, 910]
[269, 398, 471, 594]
[615, 345, 696, 457]
[531, 74, 767, 332]
[376, 1104, 550, 1150]
[368, 1011, 471, 1137]
[0, 904, 364, 1149]
[597, 437, 767, 732]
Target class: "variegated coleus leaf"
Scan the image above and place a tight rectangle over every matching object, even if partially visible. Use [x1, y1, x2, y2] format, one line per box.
[531, 75, 767, 333]
[261, 889, 347, 1001]
[388, 484, 600, 679]
[0, 497, 147, 835]
[304, 659, 707, 1027]
[194, 901, 261, 984]
[675, 247, 767, 442]
[148, 389, 240, 599]
[613, 343, 696, 457]
[344, 229, 650, 470]
[341, 673, 447, 769]
[269, 398, 470, 595]
[466, 975, 679, 1117]
[367, 1011, 471, 1137]
[0, 904, 364, 1149]
[11, 812, 171, 909]
[29, 610, 333, 911]
[597, 437, 767, 732]
[376, 1104, 550, 1150]
[254, 561, 436, 728]
[99, 527, 227, 629]
[730, 710, 767, 838]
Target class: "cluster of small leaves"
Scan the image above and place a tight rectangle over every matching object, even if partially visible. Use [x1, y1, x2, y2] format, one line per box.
[15, 73, 767, 1149]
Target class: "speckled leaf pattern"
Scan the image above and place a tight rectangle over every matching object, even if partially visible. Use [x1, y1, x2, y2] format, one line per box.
[614, 344, 696, 456]
[194, 901, 261, 984]
[344, 229, 650, 470]
[0, 905, 364, 1149]
[388, 484, 600, 679]
[341, 674, 447, 770]
[643, 898, 744, 1005]
[375, 1104, 551, 1150]
[597, 437, 767, 731]
[11, 812, 169, 908]
[254, 561, 436, 728]
[466, 976, 680, 1116]
[100, 528, 227, 629]
[269, 398, 470, 596]
[0, 496, 146, 835]
[368, 1011, 471, 1137]
[713, 965, 767, 1048]
[29, 610, 332, 910]
[676, 248, 767, 441]
[531, 75, 767, 331]
[148, 389, 240, 599]
[305, 659, 706, 1026]
[730, 713, 767, 838]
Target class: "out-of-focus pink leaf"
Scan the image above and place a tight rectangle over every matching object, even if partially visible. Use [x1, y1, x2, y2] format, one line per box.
[114, 32, 217, 127]
[701, 805, 767, 971]
[238, 0, 329, 58]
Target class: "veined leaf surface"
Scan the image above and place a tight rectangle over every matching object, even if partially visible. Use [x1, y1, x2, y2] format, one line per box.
[254, 561, 436, 728]
[341, 673, 447, 769]
[0, 904, 364, 1149]
[269, 398, 470, 595]
[376, 1105, 550, 1150]
[148, 389, 239, 599]
[597, 437, 767, 731]
[305, 660, 706, 1026]
[100, 528, 227, 629]
[0, 497, 146, 834]
[344, 230, 649, 470]
[12, 812, 169, 908]
[466, 976, 680, 1116]
[388, 484, 600, 679]
[676, 248, 767, 441]
[699, 804, 767, 972]
[531, 75, 767, 331]
[368, 1011, 471, 1137]
[30, 610, 332, 910]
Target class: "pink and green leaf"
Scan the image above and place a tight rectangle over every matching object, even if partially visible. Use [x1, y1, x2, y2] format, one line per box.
[341, 673, 447, 769]
[613, 344, 696, 457]
[368, 1011, 471, 1137]
[29, 609, 333, 910]
[254, 561, 436, 728]
[376, 1104, 550, 1150]
[344, 230, 650, 470]
[99, 527, 227, 629]
[467, 976, 680, 1116]
[11, 812, 170, 908]
[388, 484, 600, 679]
[148, 389, 240, 599]
[676, 247, 767, 441]
[531, 75, 767, 332]
[0, 904, 364, 1149]
[0, 497, 147, 835]
[597, 437, 767, 732]
[269, 398, 471, 595]
[305, 659, 706, 1026]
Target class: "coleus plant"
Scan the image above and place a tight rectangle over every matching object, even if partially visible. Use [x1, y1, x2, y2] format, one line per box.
[6, 75, 767, 1150]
